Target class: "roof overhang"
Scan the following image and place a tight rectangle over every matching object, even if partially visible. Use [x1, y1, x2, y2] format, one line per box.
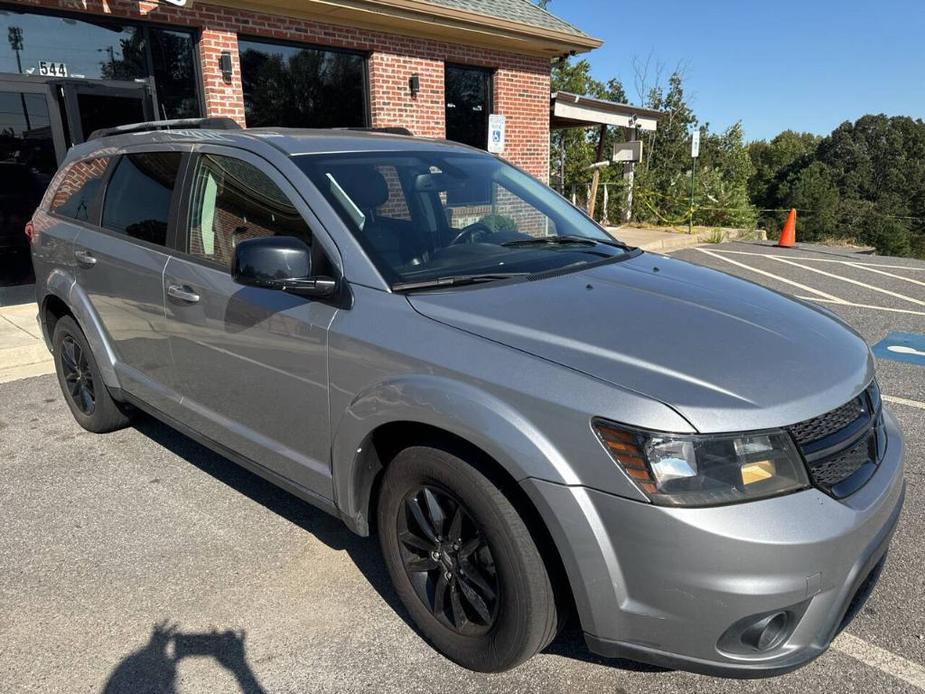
[551, 91, 664, 132]
[217, 0, 603, 57]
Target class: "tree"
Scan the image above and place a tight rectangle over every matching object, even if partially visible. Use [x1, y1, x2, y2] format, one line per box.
[750, 115, 925, 258]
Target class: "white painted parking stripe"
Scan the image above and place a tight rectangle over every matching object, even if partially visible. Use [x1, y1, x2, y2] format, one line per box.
[695, 248, 848, 303]
[883, 394, 925, 411]
[795, 296, 925, 317]
[846, 262, 925, 289]
[769, 256, 925, 306]
[706, 249, 925, 271]
[832, 632, 925, 691]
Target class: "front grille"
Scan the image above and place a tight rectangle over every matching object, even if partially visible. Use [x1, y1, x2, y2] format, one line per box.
[787, 382, 884, 499]
[788, 397, 866, 447]
[808, 435, 873, 488]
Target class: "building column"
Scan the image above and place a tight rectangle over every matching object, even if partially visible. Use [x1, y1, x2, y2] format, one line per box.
[368, 52, 445, 139]
[198, 30, 246, 125]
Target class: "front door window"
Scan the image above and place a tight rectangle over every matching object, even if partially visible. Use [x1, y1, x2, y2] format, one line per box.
[187, 154, 312, 268]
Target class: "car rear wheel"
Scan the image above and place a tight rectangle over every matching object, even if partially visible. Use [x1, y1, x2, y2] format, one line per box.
[52, 315, 131, 433]
[377, 444, 559, 672]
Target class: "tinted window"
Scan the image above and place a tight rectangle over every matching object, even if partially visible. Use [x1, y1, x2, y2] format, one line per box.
[0, 89, 56, 285]
[149, 28, 201, 119]
[445, 65, 491, 150]
[50, 157, 111, 222]
[102, 153, 181, 246]
[239, 38, 366, 128]
[187, 154, 310, 267]
[0, 10, 199, 120]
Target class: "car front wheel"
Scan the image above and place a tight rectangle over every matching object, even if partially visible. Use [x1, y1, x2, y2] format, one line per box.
[377, 444, 560, 672]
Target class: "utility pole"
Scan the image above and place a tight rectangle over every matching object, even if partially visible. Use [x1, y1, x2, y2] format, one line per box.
[688, 129, 700, 234]
[7, 27, 31, 131]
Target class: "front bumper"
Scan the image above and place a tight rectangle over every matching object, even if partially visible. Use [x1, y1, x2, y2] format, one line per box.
[523, 407, 906, 678]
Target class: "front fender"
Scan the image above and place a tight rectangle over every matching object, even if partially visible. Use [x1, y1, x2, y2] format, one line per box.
[332, 374, 580, 534]
[43, 267, 121, 389]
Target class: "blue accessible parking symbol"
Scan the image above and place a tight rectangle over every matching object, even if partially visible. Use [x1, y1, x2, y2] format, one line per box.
[872, 332, 925, 367]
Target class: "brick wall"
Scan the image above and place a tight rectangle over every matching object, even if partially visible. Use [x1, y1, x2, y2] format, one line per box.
[15, 0, 551, 180]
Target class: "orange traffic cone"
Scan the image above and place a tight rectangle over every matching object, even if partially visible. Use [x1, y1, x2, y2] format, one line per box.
[777, 208, 797, 248]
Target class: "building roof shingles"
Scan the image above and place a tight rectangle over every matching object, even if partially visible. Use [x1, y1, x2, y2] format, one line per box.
[422, 0, 590, 37]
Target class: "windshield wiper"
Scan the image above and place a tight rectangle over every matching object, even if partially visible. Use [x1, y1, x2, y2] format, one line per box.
[392, 272, 528, 292]
[501, 234, 627, 249]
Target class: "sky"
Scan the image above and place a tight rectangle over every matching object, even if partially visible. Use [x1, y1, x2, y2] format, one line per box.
[549, 0, 925, 141]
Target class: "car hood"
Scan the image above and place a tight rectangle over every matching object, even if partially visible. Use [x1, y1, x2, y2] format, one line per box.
[407, 253, 874, 433]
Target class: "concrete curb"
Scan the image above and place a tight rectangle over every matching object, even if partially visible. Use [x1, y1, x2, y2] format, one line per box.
[608, 226, 767, 253]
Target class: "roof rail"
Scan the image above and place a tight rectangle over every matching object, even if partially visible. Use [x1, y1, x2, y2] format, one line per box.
[87, 117, 242, 141]
[338, 126, 414, 136]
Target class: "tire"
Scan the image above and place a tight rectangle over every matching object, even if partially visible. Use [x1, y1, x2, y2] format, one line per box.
[52, 315, 131, 433]
[377, 444, 559, 672]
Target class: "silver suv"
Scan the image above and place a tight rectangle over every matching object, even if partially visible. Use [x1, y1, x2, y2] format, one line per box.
[29, 119, 905, 677]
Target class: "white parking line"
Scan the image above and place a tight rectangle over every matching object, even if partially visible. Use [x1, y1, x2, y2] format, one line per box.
[795, 297, 925, 317]
[883, 394, 925, 411]
[832, 632, 925, 691]
[768, 256, 925, 307]
[695, 248, 847, 303]
[706, 249, 925, 272]
[846, 262, 925, 289]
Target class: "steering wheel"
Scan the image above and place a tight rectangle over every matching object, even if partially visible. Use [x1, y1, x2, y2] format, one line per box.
[450, 222, 494, 246]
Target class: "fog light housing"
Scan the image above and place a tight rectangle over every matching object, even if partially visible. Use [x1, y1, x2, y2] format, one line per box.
[717, 601, 808, 656]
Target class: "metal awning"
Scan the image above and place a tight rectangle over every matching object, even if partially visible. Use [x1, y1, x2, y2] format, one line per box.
[551, 91, 663, 132]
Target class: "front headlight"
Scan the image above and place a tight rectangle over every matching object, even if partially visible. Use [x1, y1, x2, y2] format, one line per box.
[592, 419, 810, 507]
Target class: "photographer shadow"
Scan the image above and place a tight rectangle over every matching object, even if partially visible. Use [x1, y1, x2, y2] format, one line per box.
[103, 622, 266, 694]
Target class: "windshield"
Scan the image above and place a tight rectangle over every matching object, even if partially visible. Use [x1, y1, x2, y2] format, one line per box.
[293, 150, 632, 289]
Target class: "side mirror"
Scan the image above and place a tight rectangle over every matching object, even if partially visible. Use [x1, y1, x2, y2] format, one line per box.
[231, 236, 338, 299]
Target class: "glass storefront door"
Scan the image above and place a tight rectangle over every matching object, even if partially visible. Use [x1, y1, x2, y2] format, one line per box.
[0, 78, 64, 288]
[58, 79, 154, 144]
[0, 75, 153, 288]
[445, 65, 492, 150]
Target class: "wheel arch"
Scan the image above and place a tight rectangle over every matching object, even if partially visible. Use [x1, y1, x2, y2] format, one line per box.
[41, 271, 120, 389]
[345, 419, 575, 620]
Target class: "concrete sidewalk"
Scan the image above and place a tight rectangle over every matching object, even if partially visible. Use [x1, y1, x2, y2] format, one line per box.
[0, 303, 53, 384]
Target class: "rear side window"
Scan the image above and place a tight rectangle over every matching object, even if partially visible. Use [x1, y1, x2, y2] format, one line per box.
[102, 152, 182, 246]
[50, 157, 111, 222]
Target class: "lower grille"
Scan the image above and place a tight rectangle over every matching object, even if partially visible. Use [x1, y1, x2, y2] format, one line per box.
[807, 432, 875, 490]
[787, 383, 884, 498]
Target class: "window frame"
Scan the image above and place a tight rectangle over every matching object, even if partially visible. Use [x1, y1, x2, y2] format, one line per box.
[0, 3, 205, 120]
[97, 146, 191, 254]
[173, 146, 343, 280]
[237, 34, 371, 129]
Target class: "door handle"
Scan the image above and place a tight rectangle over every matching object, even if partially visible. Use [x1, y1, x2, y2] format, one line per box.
[167, 284, 200, 304]
[74, 249, 97, 266]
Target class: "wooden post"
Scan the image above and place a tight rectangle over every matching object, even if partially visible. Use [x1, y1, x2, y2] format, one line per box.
[587, 123, 608, 219]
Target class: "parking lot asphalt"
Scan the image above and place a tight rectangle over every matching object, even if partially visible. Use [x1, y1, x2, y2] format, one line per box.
[1, 240, 924, 693]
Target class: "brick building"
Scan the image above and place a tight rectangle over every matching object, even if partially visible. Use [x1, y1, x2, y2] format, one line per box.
[0, 0, 600, 289]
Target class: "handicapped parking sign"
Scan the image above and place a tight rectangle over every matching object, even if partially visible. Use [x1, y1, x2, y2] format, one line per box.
[872, 332, 925, 367]
[487, 114, 505, 154]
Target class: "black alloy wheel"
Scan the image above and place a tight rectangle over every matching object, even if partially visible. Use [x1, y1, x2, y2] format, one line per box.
[377, 444, 561, 672]
[60, 334, 95, 415]
[52, 315, 132, 433]
[398, 485, 500, 635]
